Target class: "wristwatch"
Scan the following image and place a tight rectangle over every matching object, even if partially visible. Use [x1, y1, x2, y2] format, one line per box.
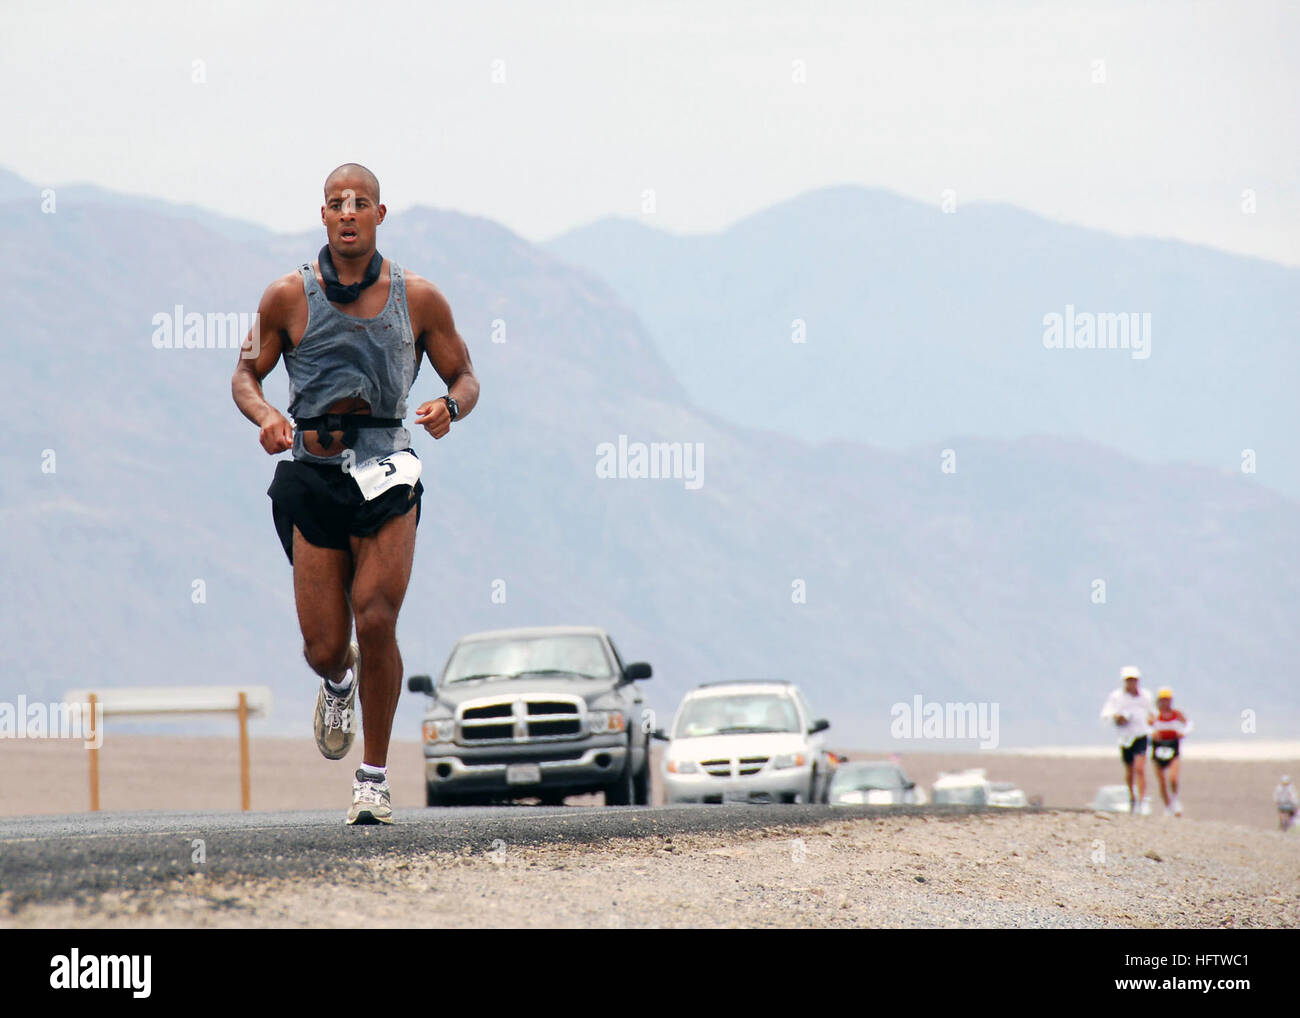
[442, 394, 460, 422]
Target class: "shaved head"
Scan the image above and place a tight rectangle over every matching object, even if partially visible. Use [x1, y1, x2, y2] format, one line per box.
[324, 163, 380, 203]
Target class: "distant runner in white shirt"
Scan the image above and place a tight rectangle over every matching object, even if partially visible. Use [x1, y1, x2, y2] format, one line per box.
[1099, 665, 1156, 814]
[1274, 776, 1298, 832]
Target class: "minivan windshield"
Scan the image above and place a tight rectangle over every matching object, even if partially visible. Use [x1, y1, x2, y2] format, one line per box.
[674, 694, 800, 738]
[442, 635, 613, 684]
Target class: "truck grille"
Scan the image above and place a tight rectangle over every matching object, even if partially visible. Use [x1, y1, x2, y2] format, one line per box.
[459, 696, 585, 743]
[701, 756, 770, 777]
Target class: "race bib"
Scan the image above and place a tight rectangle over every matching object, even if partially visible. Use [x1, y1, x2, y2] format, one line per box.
[1154, 745, 1176, 761]
[350, 451, 422, 501]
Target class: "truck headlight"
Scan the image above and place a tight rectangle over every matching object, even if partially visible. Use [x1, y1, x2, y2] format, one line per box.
[587, 710, 626, 734]
[667, 760, 699, 774]
[772, 753, 806, 770]
[422, 719, 455, 743]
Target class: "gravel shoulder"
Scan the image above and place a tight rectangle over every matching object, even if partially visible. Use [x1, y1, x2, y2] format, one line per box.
[6, 811, 1296, 929]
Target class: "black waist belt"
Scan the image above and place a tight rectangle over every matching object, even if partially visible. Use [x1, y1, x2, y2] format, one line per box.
[294, 413, 402, 450]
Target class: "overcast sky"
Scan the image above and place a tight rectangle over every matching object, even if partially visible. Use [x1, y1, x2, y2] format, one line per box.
[4, 0, 1297, 263]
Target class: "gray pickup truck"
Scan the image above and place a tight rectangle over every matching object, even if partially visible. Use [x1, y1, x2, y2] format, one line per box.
[406, 625, 654, 806]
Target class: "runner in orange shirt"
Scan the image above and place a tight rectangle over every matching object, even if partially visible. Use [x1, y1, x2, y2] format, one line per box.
[1149, 687, 1192, 817]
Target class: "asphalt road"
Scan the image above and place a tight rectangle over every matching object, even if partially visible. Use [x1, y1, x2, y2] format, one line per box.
[0, 803, 1034, 907]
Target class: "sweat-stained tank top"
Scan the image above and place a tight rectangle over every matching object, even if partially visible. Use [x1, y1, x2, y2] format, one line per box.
[284, 260, 420, 465]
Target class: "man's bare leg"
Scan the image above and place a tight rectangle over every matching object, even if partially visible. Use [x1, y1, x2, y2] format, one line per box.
[1133, 757, 1147, 811]
[292, 526, 354, 682]
[1167, 757, 1182, 815]
[1123, 760, 1136, 810]
[349, 505, 418, 768]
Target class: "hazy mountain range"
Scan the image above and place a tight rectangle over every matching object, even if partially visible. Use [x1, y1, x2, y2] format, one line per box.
[1, 166, 1296, 750]
[545, 187, 1300, 499]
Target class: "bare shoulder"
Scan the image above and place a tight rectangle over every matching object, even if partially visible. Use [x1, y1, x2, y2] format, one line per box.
[254, 269, 307, 329]
[401, 269, 453, 330]
[263, 269, 307, 309]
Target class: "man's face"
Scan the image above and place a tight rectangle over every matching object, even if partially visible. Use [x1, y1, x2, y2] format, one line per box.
[1157, 696, 1171, 710]
[321, 177, 385, 257]
[1124, 677, 1139, 694]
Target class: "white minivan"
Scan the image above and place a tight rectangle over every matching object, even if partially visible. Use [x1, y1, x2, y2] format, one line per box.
[657, 681, 832, 804]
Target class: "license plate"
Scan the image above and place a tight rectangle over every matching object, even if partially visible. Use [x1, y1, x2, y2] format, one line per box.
[506, 763, 542, 786]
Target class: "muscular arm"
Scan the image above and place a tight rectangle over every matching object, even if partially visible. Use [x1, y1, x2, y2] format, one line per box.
[407, 273, 479, 440]
[231, 275, 297, 453]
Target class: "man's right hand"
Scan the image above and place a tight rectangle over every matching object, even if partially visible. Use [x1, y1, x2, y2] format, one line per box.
[259, 411, 294, 454]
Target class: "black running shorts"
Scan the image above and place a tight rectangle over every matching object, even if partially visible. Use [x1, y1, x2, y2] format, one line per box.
[1151, 738, 1180, 768]
[1120, 735, 1149, 765]
[267, 454, 423, 565]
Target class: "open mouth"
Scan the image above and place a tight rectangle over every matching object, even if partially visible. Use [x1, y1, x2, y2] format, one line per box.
[340, 228, 358, 242]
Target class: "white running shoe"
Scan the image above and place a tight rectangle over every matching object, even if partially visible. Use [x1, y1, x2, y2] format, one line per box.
[347, 769, 393, 825]
[1173, 796, 1183, 817]
[314, 641, 359, 760]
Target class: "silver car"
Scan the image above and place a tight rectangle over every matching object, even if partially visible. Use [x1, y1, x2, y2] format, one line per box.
[930, 769, 1028, 808]
[827, 760, 928, 806]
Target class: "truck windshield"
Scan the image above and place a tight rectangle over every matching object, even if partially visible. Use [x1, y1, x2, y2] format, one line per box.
[443, 636, 614, 684]
[674, 694, 800, 738]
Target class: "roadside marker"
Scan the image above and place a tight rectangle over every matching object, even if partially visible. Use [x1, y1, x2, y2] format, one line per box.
[63, 686, 273, 812]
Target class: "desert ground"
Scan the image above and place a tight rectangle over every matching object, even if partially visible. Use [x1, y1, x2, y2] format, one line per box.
[3, 736, 1295, 929]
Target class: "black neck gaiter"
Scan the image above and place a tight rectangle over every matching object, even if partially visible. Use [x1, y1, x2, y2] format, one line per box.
[318, 245, 383, 304]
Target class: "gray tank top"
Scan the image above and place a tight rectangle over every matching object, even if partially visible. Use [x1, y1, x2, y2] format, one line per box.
[285, 260, 420, 465]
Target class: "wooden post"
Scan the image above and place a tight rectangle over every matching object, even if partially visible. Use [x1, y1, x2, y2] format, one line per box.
[238, 691, 250, 811]
[88, 692, 100, 812]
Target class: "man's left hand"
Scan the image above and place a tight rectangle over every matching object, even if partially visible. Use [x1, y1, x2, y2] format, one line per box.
[414, 398, 452, 439]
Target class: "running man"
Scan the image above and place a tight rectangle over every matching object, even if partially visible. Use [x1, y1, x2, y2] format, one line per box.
[1099, 665, 1155, 814]
[231, 163, 478, 824]
[1149, 686, 1192, 817]
[1275, 776, 1298, 832]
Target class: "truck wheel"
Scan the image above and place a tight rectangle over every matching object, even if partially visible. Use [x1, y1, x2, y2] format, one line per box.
[606, 760, 635, 806]
[426, 784, 446, 807]
[633, 758, 651, 805]
[807, 767, 819, 804]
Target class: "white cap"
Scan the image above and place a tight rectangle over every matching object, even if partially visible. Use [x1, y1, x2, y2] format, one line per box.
[1120, 665, 1142, 681]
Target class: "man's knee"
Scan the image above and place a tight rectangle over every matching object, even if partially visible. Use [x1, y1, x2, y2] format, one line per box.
[303, 637, 351, 678]
[355, 598, 399, 645]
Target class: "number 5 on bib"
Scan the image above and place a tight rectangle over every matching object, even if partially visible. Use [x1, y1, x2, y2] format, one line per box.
[352, 451, 422, 501]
